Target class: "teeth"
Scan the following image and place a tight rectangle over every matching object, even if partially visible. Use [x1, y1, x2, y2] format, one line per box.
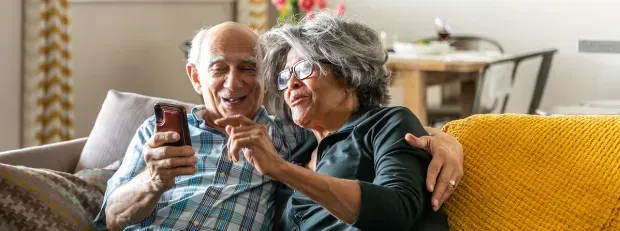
[224, 98, 240, 103]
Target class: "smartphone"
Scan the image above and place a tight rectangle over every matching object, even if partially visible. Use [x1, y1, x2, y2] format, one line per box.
[154, 102, 192, 147]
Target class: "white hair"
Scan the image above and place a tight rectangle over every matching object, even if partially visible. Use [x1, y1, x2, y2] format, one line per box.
[186, 28, 209, 67]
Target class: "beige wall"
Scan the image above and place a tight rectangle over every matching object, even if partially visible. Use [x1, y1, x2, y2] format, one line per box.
[70, 0, 235, 138]
[338, 0, 620, 113]
[0, 1, 22, 151]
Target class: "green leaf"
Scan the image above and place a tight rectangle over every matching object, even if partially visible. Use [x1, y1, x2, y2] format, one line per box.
[277, 0, 303, 24]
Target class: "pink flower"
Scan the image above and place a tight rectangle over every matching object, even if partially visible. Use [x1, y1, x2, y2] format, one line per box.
[307, 11, 316, 20]
[315, 0, 327, 9]
[271, 0, 285, 10]
[298, 0, 315, 13]
[336, 3, 346, 16]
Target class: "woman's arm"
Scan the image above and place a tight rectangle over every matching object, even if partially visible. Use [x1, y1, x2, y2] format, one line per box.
[215, 116, 364, 223]
[271, 163, 362, 223]
[216, 110, 431, 230]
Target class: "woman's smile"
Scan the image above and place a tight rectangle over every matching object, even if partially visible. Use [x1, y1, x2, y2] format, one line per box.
[289, 94, 309, 107]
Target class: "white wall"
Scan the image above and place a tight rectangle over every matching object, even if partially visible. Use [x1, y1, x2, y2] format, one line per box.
[70, 0, 235, 138]
[0, 1, 22, 151]
[340, 0, 620, 112]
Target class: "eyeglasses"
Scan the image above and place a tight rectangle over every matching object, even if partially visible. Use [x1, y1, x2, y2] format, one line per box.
[276, 60, 316, 91]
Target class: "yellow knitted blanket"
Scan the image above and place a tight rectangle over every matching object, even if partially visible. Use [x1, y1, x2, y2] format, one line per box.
[441, 114, 620, 230]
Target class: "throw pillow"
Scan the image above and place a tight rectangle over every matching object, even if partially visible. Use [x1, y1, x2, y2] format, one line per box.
[0, 163, 103, 231]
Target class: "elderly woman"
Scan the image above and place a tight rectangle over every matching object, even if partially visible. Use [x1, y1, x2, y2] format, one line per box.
[216, 12, 450, 230]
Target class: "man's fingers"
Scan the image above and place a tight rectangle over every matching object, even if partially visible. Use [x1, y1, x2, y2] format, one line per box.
[431, 168, 454, 211]
[426, 155, 443, 192]
[153, 156, 198, 169]
[405, 133, 423, 148]
[148, 146, 195, 160]
[147, 132, 180, 148]
[162, 166, 198, 179]
[439, 163, 464, 205]
[214, 115, 255, 127]
[454, 167, 464, 189]
[439, 172, 460, 207]
[405, 133, 432, 153]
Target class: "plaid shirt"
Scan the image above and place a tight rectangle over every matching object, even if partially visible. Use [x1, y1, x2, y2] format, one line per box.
[93, 106, 309, 231]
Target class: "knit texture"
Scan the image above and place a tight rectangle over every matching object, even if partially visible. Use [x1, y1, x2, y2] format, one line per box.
[441, 114, 620, 230]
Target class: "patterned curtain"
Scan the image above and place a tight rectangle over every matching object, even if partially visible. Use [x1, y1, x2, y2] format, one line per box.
[23, 0, 73, 147]
[237, 0, 269, 33]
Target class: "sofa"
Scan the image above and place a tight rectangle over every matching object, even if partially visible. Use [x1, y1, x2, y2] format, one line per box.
[1, 89, 619, 230]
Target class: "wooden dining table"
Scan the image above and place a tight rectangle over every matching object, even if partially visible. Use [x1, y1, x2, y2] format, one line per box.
[386, 51, 505, 126]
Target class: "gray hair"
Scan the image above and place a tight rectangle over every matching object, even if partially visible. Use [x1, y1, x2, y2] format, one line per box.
[261, 11, 390, 121]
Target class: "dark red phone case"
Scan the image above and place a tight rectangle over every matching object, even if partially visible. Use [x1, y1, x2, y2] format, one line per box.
[154, 102, 192, 147]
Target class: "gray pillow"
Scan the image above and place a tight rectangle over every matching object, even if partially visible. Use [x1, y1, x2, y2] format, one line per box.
[75, 90, 195, 172]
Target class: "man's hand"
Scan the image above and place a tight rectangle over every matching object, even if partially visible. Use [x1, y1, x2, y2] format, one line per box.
[214, 115, 286, 178]
[143, 131, 198, 192]
[405, 129, 463, 211]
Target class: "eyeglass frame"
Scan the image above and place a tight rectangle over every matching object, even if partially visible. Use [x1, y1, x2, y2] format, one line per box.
[276, 59, 331, 91]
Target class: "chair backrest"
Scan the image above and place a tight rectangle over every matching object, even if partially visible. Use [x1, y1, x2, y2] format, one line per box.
[441, 114, 620, 230]
[472, 49, 558, 114]
[415, 35, 505, 54]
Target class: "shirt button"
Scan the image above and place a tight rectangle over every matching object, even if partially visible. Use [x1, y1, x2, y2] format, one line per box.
[210, 191, 217, 196]
[219, 172, 226, 177]
[193, 221, 199, 226]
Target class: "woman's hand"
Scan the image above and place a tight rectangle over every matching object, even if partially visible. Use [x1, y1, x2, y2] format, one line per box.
[214, 115, 287, 178]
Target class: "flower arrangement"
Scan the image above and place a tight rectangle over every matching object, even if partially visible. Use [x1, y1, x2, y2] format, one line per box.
[271, 0, 346, 23]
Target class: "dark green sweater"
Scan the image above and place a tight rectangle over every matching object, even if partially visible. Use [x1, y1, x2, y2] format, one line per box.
[276, 106, 449, 231]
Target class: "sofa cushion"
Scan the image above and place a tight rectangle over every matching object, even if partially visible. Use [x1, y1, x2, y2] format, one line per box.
[75, 90, 195, 172]
[441, 114, 620, 230]
[0, 163, 103, 230]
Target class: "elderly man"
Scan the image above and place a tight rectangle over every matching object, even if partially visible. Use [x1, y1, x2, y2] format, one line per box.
[94, 22, 463, 231]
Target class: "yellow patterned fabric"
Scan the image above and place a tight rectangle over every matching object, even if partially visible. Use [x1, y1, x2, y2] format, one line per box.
[441, 114, 620, 230]
[25, 0, 74, 146]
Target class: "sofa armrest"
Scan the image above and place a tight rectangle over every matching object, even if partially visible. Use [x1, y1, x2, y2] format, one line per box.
[0, 137, 88, 173]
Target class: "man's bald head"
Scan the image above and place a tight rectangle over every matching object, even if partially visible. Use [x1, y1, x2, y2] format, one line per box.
[187, 22, 259, 68]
